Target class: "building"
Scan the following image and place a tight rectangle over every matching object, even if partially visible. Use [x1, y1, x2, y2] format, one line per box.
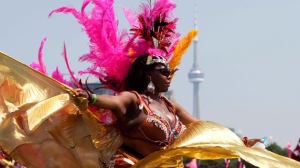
[188, 5, 204, 119]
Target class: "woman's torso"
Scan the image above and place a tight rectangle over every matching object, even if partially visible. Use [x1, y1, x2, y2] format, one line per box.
[121, 92, 186, 158]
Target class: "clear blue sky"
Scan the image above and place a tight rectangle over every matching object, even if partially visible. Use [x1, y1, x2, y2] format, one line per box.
[1, 0, 300, 149]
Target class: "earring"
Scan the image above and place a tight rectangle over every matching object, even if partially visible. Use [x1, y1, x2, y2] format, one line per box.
[147, 76, 155, 93]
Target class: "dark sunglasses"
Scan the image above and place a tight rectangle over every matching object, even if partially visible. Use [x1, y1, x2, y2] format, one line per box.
[154, 68, 171, 77]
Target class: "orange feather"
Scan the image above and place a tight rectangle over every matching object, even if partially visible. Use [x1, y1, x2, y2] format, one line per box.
[169, 29, 198, 72]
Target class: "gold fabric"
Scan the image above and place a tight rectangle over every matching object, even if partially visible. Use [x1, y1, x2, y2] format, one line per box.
[134, 121, 300, 167]
[0, 51, 121, 167]
[0, 51, 299, 168]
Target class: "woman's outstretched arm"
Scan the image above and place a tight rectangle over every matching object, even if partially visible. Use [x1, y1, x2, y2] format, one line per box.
[74, 89, 138, 119]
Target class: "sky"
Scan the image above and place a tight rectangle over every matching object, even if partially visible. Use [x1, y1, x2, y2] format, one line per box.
[1, 0, 300, 149]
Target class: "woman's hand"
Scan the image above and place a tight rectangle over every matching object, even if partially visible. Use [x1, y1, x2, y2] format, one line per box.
[242, 137, 263, 147]
[74, 88, 90, 100]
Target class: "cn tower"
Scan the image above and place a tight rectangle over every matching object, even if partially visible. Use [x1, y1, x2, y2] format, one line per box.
[188, 4, 204, 119]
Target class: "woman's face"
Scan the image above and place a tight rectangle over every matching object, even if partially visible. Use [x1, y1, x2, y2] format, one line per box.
[150, 64, 171, 92]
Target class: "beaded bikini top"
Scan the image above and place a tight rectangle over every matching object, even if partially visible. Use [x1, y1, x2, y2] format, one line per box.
[125, 92, 186, 147]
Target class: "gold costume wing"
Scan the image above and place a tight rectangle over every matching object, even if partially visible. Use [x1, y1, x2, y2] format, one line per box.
[134, 121, 300, 168]
[0, 51, 122, 168]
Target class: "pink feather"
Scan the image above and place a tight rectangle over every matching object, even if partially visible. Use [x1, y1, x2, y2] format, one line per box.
[51, 67, 73, 87]
[30, 38, 73, 87]
[50, 0, 181, 91]
[62, 43, 81, 88]
[30, 37, 48, 75]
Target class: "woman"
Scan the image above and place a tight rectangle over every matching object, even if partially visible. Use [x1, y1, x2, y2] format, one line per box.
[74, 54, 261, 166]
[75, 55, 197, 156]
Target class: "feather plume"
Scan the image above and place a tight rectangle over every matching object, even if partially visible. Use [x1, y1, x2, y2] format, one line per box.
[62, 42, 80, 88]
[169, 29, 198, 71]
[50, 0, 132, 91]
[30, 38, 73, 86]
[128, 0, 179, 59]
[30, 38, 48, 75]
[51, 67, 73, 87]
[50, 0, 181, 91]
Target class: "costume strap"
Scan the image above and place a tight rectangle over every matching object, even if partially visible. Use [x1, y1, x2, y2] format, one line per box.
[130, 91, 151, 114]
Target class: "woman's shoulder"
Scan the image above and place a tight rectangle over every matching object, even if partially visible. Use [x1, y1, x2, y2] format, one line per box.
[117, 90, 138, 96]
[117, 91, 141, 101]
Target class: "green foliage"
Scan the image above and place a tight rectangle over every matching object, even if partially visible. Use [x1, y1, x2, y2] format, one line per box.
[267, 142, 288, 157]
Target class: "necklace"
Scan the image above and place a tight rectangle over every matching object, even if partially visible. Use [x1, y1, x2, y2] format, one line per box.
[142, 95, 153, 105]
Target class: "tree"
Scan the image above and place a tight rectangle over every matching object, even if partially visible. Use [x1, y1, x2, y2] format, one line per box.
[267, 142, 288, 156]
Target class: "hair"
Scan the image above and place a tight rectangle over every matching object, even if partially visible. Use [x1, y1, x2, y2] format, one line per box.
[125, 54, 158, 93]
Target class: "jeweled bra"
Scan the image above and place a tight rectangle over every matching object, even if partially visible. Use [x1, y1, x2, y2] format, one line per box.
[138, 93, 186, 146]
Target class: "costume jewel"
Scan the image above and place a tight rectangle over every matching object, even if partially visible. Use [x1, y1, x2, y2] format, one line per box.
[146, 55, 169, 68]
[138, 104, 144, 110]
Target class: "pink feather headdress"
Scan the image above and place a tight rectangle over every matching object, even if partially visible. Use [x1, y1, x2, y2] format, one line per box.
[49, 0, 191, 92]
